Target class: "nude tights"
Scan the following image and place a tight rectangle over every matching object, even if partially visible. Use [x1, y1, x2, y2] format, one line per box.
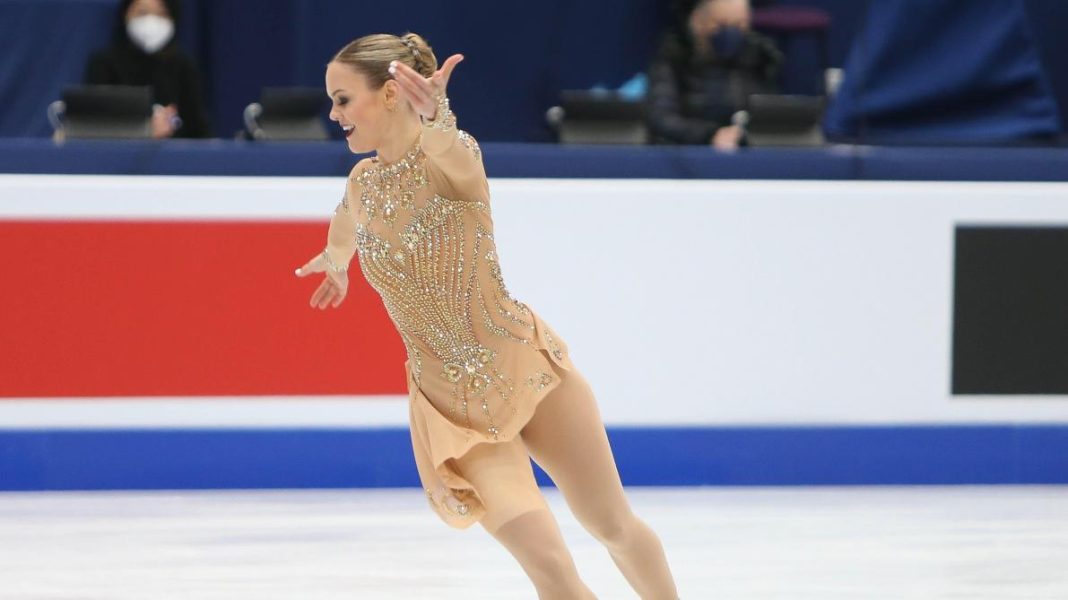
[454, 366, 680, 599]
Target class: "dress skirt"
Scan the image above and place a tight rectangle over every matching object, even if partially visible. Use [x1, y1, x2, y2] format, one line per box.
[405, 311, 574, 529]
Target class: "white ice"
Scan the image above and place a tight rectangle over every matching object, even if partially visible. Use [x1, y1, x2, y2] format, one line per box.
[1, 486, 1066, 599]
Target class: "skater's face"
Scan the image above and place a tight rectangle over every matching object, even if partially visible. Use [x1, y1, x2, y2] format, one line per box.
[326, 61, 399, 154]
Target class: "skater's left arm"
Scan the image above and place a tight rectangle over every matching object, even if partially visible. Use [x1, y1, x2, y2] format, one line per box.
[389, 55, 489, 202]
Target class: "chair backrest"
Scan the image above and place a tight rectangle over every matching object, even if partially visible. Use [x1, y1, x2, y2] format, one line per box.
[550, 91, 649, 145]
[744, 94, 824, 146]
[245, 87, 329, 141]
[59, 85, 153, 139]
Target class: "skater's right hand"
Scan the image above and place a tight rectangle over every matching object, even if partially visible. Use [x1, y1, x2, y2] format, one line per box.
[295, 251, 349, 309]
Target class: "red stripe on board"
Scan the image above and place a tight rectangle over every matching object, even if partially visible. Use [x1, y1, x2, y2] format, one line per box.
[0, 221, 406, 397]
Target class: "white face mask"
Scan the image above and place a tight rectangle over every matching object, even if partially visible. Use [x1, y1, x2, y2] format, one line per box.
[126, 14, 174, 54]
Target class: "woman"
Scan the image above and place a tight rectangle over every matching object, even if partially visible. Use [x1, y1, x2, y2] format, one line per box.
[650, 0, 781, 149]
[84, 0, 211, 138]
[295, 33, 680, 599]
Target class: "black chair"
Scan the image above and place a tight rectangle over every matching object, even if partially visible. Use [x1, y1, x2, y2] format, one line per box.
[243, 87, 329, 141]
[48, 85, 154, 140]
[740, 94, 824, 146]
[547, 91, 649, 145]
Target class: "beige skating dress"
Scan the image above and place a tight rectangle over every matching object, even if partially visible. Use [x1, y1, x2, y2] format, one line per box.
[336, 96, 573, 529]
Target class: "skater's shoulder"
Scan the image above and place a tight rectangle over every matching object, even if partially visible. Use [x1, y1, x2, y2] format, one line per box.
[346, 157, 376, 185]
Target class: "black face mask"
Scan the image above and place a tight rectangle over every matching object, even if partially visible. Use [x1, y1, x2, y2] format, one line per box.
[710, 26, 745, 59]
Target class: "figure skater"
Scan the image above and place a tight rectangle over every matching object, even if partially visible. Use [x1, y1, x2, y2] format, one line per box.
[296, 33, 680, 599]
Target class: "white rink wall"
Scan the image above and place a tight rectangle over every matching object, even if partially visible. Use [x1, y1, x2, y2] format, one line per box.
[3, 176, 1068, 427]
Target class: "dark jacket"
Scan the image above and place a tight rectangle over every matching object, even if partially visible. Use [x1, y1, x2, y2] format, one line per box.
[84, 0, 211, 138]
[647, 30, 782, 144]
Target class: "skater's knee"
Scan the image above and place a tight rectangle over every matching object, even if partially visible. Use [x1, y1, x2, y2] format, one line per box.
[528, 545, 580, 585]
[493, 510, 582, 583]
[582, 510, 640, 548]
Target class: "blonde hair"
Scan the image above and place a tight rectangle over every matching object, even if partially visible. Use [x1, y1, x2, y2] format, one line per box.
[332, 32, 437, 89]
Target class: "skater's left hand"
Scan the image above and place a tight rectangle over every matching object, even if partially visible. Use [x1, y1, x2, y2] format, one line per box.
[389, 54, 464, 121]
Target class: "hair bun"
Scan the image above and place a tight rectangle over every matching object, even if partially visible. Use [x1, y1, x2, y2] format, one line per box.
[400, 32, 437, 78]
[332, 32, 439, 91]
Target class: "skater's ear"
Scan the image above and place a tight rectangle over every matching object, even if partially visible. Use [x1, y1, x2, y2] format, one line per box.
[382, 77, 400, 108]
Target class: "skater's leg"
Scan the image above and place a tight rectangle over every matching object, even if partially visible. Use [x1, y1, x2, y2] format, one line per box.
[453, 437, 597, 599]
[521, 367, 679, 600]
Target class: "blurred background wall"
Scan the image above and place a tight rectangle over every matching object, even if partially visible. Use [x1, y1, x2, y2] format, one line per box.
[2, 0, 1065, 142]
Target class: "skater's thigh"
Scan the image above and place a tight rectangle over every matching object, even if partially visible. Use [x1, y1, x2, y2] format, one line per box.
[520, 365, 630, 519]
[451, 436, 547, 535]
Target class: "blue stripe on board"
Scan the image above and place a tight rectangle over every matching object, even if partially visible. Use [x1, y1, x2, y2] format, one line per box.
[0, 425, 1066, 491]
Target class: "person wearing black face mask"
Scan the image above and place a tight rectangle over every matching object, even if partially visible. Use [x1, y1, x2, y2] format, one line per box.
[84, 0, 211, 139]
[648, 0, 781, 149]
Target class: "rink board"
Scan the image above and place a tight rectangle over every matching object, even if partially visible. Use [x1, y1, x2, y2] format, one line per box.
[2, 176, 1067, 489]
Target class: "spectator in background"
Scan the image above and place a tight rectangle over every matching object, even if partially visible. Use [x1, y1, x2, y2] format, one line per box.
[649, 0, 781, 149]
[85, 0, 211, 138]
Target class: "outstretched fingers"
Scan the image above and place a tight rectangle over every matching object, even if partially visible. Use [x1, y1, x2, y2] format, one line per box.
[310, 278, 345, 309]
[309, 278, 330, 308]
[391, 62, 434, 105]
[434, 54, 464, 88]
[298, 253, 347, 309]
[328, 275, 348, 307]
[391, 54, 464, 112]
[295, 254, 324, 277]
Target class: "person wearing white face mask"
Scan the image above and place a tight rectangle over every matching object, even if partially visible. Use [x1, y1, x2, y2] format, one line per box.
[84, 0, 211, 138]
[127, 12, 175, 55]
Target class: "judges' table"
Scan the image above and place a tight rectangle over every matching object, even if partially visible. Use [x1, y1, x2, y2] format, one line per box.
[2, 138, 1068, 181]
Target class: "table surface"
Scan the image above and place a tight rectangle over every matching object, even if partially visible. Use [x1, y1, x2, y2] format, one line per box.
[2, 138, 1068, 180]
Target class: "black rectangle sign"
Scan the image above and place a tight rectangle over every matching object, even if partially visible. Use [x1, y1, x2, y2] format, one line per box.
[953, 226, 1068, 395]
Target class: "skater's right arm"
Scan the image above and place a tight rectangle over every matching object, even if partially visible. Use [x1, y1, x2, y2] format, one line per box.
[294, 160, 368, 309]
